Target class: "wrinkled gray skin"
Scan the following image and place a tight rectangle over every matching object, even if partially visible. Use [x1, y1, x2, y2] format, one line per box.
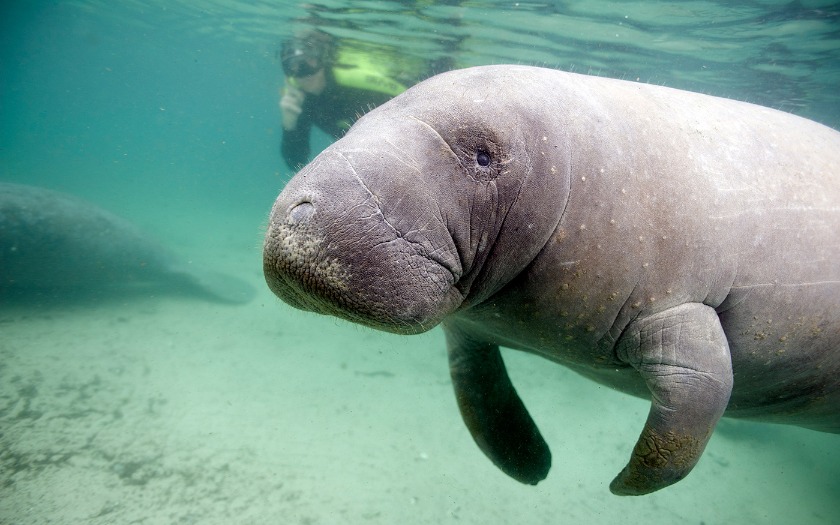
[263, 65, 840, 495]
[1, 183, 254, 304]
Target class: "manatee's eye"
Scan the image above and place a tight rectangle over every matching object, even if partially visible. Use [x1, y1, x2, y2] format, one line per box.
[476, 150, 491, 167]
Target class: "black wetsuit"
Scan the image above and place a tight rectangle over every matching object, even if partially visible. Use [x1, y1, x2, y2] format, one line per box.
[281, 71, 393, 169]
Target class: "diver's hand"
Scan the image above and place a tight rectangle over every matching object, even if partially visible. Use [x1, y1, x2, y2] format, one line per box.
[280, 84, 305, 130]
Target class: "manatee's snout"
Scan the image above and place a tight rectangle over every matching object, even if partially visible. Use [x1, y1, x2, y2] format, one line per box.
[262, 170, 353, 316]
[262, 150, 464, 334]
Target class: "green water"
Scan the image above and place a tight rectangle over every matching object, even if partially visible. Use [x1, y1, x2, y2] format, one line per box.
[1, 2, 839, 524]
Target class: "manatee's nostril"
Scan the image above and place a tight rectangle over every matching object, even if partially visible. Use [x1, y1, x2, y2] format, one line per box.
[288, 201, 315, 224]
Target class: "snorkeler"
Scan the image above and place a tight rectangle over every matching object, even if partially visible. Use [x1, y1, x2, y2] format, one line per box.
[279, 30, 411, 169]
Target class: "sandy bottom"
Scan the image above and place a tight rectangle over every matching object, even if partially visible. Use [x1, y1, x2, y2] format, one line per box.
[1, 240, 839, 524]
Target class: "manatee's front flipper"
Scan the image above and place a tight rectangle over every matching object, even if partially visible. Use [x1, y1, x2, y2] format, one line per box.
[611, 303, 733, 495]
[444, 324, 551, 485]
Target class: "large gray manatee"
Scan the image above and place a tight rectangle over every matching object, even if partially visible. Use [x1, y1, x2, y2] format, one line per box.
[263, 65, 840, 495]
[1, 182, 254, 304]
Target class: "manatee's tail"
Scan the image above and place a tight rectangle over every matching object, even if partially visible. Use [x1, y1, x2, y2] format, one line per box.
[169, 267, 257, 304]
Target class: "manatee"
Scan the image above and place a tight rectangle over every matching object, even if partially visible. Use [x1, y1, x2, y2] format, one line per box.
[1, 182, 254, 304]
[261, 65, 840, 495]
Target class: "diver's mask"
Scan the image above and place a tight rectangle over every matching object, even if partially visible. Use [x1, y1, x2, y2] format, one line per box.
[281, 37, 327, 78]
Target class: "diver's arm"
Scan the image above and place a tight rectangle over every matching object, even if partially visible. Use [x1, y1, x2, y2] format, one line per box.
[280, 84, 305, 131]
[279, 84, 313, 169]
[281, 121, 311, 170]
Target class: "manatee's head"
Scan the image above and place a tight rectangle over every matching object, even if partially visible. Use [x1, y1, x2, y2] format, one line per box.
[263, 66, 570, 334]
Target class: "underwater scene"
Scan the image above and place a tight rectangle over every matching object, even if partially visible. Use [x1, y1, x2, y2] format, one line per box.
[2, 1, 839, 524]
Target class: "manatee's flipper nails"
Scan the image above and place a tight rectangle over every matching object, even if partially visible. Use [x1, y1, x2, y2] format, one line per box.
[175, 267, 257, 304]
[444, 325, 551, 485]
[610, 303, 733, 495]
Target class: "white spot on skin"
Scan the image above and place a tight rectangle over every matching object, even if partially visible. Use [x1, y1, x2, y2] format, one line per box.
[477, 232, 488, 252]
